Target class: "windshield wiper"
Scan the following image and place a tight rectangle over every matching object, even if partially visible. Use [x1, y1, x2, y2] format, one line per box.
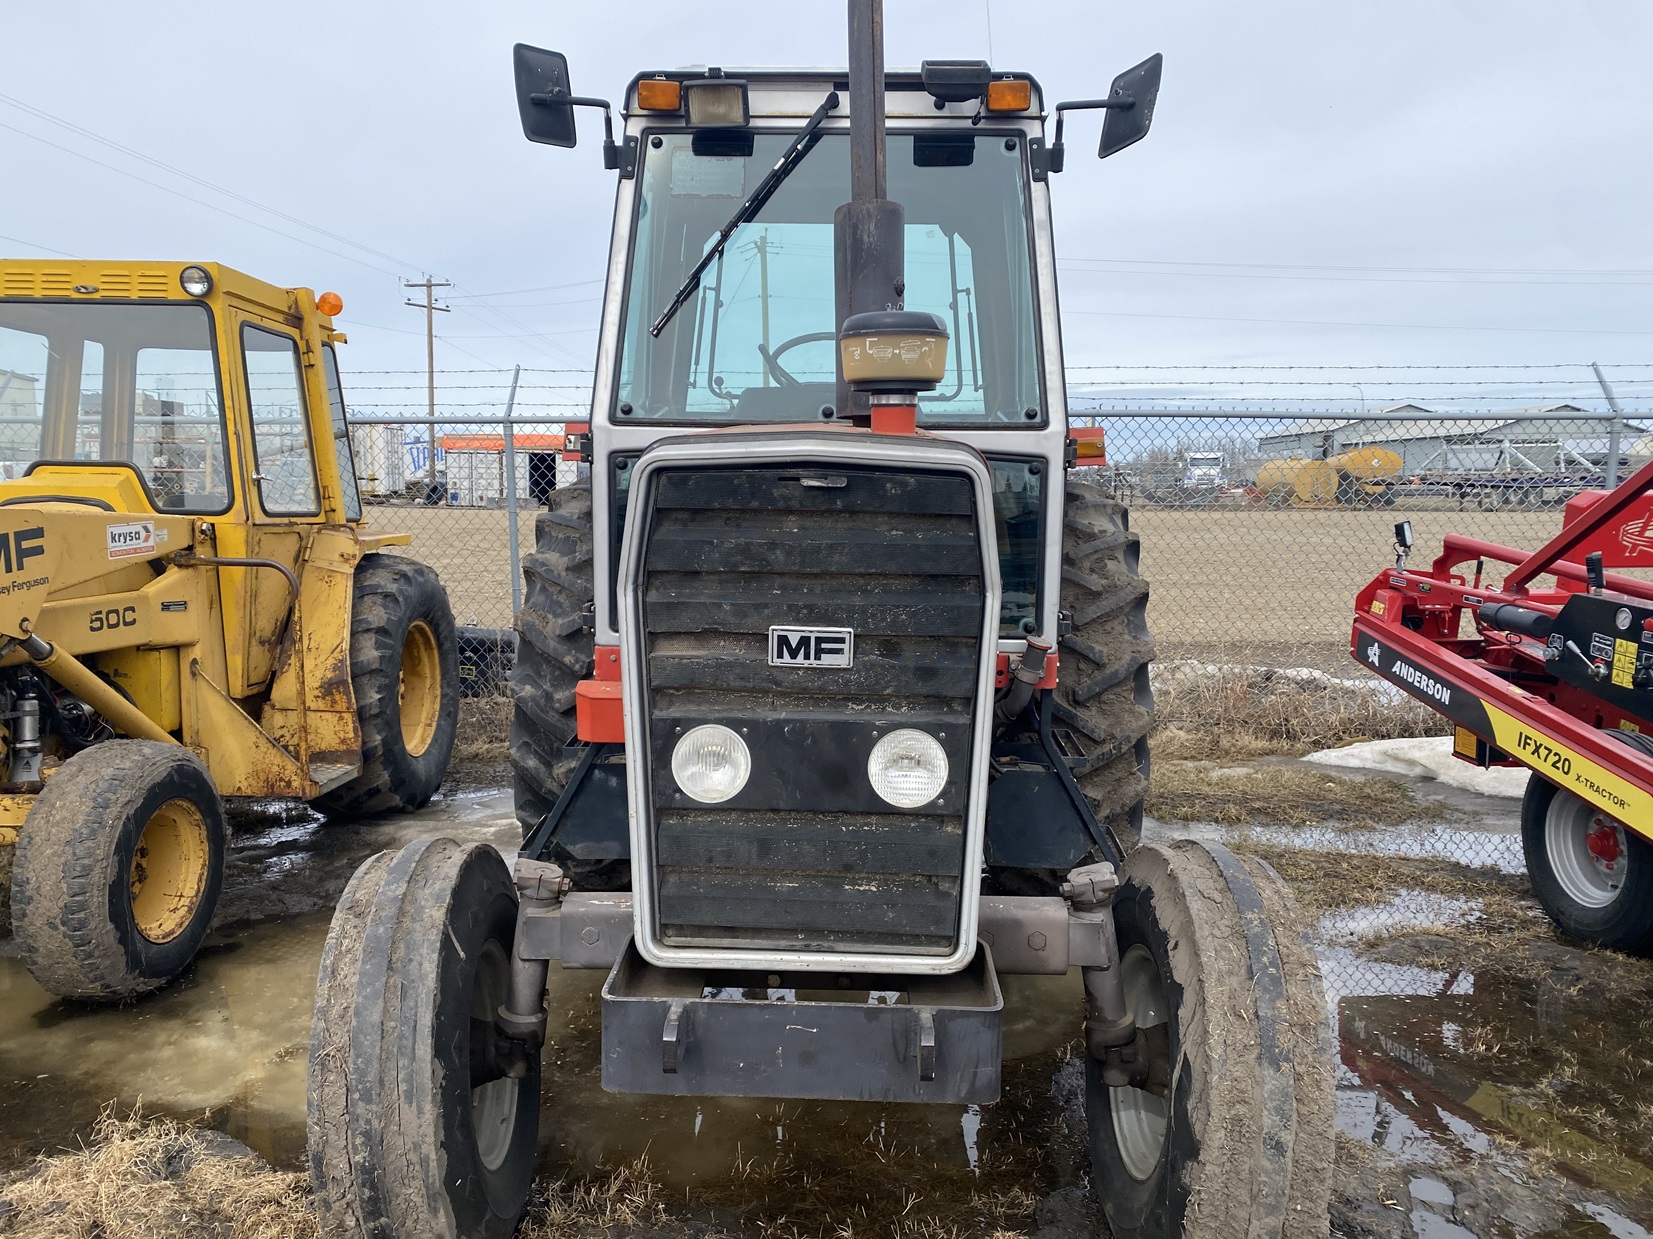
[649, 90, 840, 338]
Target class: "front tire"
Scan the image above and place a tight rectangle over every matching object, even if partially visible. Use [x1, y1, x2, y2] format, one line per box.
[1089, 840, 1334, 1239]
[307, 838, 539, 1239]
[11, 741, 226, 1000]
[318, 555, 460, 817]
[1522, 774, 1653, 954]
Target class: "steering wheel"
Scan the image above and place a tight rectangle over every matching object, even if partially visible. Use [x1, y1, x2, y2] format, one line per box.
[758, 331, 837, 388]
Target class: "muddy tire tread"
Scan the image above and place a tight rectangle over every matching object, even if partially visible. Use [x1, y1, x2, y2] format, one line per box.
[1095, 839, 1332, 1239]
[317, 555, 460, 818]
[11, 740, 225, 1001]
[1055, 478, 1155, 846]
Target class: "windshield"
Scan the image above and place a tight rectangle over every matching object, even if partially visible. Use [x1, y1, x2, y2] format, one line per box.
[615, 130, 1042, 425]
[0, 301, 230, 512]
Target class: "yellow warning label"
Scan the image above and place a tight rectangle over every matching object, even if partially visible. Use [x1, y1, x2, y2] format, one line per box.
[1453, 727, 1479, 760]
[1482, 703, 1653, 836]
[1614, 638, 1638, 688]
[1370, 599, 1386, 615]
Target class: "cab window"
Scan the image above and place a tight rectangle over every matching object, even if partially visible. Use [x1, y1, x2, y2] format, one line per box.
[322, 346, 362, 521]
[241, 324, 319, 515]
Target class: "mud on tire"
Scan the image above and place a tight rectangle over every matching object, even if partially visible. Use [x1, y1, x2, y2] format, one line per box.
[11, 740, 226, 1001]
[1054, 477, 1155, 848]
[318, 554, 459, 817]
[307, 838, 539, 1239]
[1090, 840, 1334, 1239]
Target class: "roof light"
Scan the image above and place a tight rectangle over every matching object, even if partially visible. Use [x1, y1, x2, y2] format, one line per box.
[985, 79, 1032, 112]
[317, 291, 344, 316]
[636, 78, 682, 112]
[683, 78, 749, 128]
[179, 266, 212, 297]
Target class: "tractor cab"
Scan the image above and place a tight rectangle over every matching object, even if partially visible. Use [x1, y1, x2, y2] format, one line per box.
[0, 262, 361, 524]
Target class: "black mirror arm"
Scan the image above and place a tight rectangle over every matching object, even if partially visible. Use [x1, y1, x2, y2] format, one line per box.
[528, 89, 620, 168]
[1048, 96, 1136, 174]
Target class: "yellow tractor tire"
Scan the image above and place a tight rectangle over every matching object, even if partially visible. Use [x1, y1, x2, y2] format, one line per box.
[11, 740, 226, 1001]
[318, 555, 460, 818]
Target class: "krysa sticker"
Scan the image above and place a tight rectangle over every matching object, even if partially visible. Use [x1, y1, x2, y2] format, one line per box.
[106, 521, 156, 559]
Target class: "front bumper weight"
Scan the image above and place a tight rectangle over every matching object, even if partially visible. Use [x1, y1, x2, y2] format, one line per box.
[599, 941, 1004, 1104]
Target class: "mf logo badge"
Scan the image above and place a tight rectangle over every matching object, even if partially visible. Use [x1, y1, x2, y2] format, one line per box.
[769, 626, 854, 668]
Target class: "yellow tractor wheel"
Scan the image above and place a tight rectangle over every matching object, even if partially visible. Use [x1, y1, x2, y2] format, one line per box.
[318, 554, 460, 818]
[10, 740, 226, 1001]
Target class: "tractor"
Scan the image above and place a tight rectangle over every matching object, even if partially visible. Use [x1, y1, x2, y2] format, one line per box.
[307, 9, 1334, 1238]
[0, 260, 460, 1001]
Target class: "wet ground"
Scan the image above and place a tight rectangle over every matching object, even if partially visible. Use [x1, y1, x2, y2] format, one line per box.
[1, 759, 1651, 1238]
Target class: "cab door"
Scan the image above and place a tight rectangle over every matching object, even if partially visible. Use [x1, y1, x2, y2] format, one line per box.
[218, 311, 324, 697]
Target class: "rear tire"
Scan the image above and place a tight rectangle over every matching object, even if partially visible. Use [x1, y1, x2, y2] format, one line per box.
[509, 480, 627, 889]
[1522, 774, 1653, 954]
[1089, 840, 1333, 1239]
[1054, 478, 1155, 848]
[11, 740, 226, 1000]
[307, 838, 539, 1239]
[318, 555, 460, 817]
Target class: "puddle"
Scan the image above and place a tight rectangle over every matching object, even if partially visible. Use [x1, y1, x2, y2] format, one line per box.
[1, 773, 1650, 1237]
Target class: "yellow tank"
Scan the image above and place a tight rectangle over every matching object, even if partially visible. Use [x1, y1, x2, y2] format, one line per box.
[1255, 458, 1338, 507]
[1329, 446, 1403, 481]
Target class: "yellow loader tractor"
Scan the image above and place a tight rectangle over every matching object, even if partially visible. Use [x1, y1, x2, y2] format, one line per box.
[0, 260, 459, 1001]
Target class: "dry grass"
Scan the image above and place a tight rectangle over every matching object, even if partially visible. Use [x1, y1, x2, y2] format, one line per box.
[519, 1153, 1037, 1239]
[1148, 762, 1441, 830]
[1152, 659, 1449, 760]
[1243, 844, 1528, 923]
[0, 1107, 315, 1239]
[453, 693, 512, 765]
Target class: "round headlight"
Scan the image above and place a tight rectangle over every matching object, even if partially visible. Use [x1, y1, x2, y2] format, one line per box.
[867, 728, 948, 808]
[671, 724, 751, 804]
[179, 265, 213, 297]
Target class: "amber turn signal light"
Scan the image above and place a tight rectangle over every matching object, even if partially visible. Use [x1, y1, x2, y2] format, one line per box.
[985, 79, 1033, 112]
[316, 291, 344, 316]
[636, 79, 683, 112]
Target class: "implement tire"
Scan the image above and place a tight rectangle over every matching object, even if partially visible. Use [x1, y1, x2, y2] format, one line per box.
[12, 740, 225, 1000]
[318, 554, 460, 817]
[1054, 477, 1155, 848]
[1522, 771, 1653, 955]
[511, 480, 628, 887]
[307, 838, 539, 1239]
[1090, 840, 1334, 1239]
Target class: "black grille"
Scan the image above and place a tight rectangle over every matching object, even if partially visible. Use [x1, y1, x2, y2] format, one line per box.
[637, 464, 988, 956]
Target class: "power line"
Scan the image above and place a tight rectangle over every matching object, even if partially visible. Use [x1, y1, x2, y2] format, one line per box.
[0, 233, 77, 258]
[0, 119, 407, 279]
[1057, 262, 1653, 288]
[447, 279, 606, 299]
[1065, 307, 1653, 336]
[0, 91, 426, 276]
[1061, 255, 1653, 278]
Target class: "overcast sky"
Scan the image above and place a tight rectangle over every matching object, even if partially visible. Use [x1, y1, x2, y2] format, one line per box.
[5, 2, 1651, 409]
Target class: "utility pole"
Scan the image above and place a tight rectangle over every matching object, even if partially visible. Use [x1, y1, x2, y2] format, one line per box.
[405, 277, 451, 499]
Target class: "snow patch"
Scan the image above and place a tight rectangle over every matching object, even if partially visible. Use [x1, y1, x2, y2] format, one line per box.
[1305, 736, 1528, 799]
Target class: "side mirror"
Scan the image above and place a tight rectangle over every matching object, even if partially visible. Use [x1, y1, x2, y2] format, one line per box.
[1099, 53, 1162, 159]
[514, 44, 578, 147]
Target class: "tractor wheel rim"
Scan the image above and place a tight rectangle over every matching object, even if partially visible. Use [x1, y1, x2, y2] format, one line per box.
[1545, 789, 1627, 909]
[470, 938, 519, 1172]
[1109, 943, 1170, 1181]
[399, 619, 442, 758]
[129, 799, 210, 944]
